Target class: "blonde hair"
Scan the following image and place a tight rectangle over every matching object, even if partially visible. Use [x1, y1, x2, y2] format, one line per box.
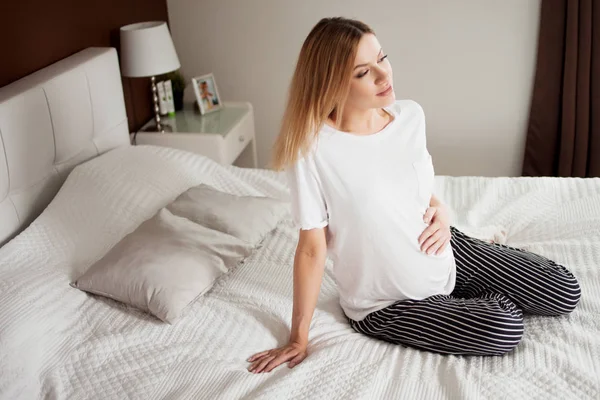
[270, 17, 375, 171]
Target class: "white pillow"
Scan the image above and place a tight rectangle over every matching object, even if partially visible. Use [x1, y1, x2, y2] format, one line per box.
[71, 207, 253, 324]
[166, 184, 288, 244]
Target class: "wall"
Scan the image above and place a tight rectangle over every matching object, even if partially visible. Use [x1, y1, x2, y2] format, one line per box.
[167, 0, 541, 176]
[0, 0, 169, 133]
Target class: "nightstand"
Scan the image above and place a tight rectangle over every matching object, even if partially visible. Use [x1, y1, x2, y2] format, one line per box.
[132, 101, 258, 168]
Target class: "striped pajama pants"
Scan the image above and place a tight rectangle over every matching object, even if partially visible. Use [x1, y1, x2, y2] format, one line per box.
[347, 226, 582, 356]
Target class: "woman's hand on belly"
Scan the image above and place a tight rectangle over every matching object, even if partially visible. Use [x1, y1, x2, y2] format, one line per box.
[418, 206, 451, 255]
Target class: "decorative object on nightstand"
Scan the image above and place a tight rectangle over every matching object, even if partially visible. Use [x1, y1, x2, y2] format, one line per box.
[120, 21, 181, 133]
[159, 70, 187, 111]
[157, 81, 168, 115]
[133, 102, 259, 168]
[191, 73, 222, 115]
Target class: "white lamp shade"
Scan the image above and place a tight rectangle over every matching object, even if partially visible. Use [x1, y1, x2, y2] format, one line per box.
[120, 21, 181, 77]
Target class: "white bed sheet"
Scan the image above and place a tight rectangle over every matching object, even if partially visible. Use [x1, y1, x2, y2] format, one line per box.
[0, 145, 599, 400]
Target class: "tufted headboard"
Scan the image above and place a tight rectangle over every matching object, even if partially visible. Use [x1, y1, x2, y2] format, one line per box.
[0, 47, 131, 246]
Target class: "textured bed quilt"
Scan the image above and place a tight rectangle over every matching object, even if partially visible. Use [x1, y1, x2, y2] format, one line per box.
[0, 145, 599, 400]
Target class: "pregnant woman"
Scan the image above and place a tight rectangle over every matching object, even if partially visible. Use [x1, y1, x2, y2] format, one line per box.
[247, 17, 581, 374]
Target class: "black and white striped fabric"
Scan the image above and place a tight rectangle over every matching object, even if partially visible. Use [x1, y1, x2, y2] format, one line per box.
[347, 226, 582, 356]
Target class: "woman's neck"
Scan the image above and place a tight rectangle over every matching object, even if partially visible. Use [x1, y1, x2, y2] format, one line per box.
[331, 106, 389, 135]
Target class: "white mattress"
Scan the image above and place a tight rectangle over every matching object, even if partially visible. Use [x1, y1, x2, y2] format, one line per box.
[1, 145, 599, 400]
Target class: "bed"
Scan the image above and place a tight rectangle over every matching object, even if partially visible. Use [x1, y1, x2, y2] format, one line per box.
[0, 48, 599, 400]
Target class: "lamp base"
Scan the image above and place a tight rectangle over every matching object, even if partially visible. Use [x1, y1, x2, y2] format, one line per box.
[142, 122, 173, 133]
[146, 76, 173, 133]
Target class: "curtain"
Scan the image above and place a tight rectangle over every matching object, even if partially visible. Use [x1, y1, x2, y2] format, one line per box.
[522, 0, 600, 177]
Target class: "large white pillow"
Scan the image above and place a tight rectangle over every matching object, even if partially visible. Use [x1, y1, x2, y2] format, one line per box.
[71, 207, 253, 324]
[166, 183, 288, 244]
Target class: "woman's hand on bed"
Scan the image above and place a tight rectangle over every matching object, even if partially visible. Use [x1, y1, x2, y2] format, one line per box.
[418, 205, 451, 255]
[246, 341, 308, 373]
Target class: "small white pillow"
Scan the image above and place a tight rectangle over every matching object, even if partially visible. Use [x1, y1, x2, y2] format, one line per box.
[71, 207, 253, 324]
[167, 184, 288, 244]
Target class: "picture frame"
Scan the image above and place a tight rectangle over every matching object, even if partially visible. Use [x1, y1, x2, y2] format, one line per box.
[191, 73, 223, 115]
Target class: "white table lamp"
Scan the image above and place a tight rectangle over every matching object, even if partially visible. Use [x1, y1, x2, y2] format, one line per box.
[120, 21, 181, 132]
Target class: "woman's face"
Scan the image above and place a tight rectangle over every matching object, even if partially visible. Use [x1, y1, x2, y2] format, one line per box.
[346, 33, 395, 110]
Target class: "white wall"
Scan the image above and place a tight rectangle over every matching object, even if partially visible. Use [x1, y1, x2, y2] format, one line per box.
[167, 0, 541, 177]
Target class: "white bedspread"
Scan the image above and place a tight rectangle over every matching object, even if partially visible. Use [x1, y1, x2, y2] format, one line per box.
[1, 145, 599, 400]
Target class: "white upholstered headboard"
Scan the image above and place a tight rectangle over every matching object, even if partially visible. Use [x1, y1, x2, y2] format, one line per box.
[0, 47, 130, 246]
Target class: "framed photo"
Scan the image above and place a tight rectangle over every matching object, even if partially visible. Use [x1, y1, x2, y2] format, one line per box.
[191, 73, 222, 115]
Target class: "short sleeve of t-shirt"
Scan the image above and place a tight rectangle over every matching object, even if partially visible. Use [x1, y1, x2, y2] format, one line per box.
[285, 153, 329, 230]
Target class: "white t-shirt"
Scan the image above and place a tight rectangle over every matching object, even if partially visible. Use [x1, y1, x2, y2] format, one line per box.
[286, 99, 456, 321]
